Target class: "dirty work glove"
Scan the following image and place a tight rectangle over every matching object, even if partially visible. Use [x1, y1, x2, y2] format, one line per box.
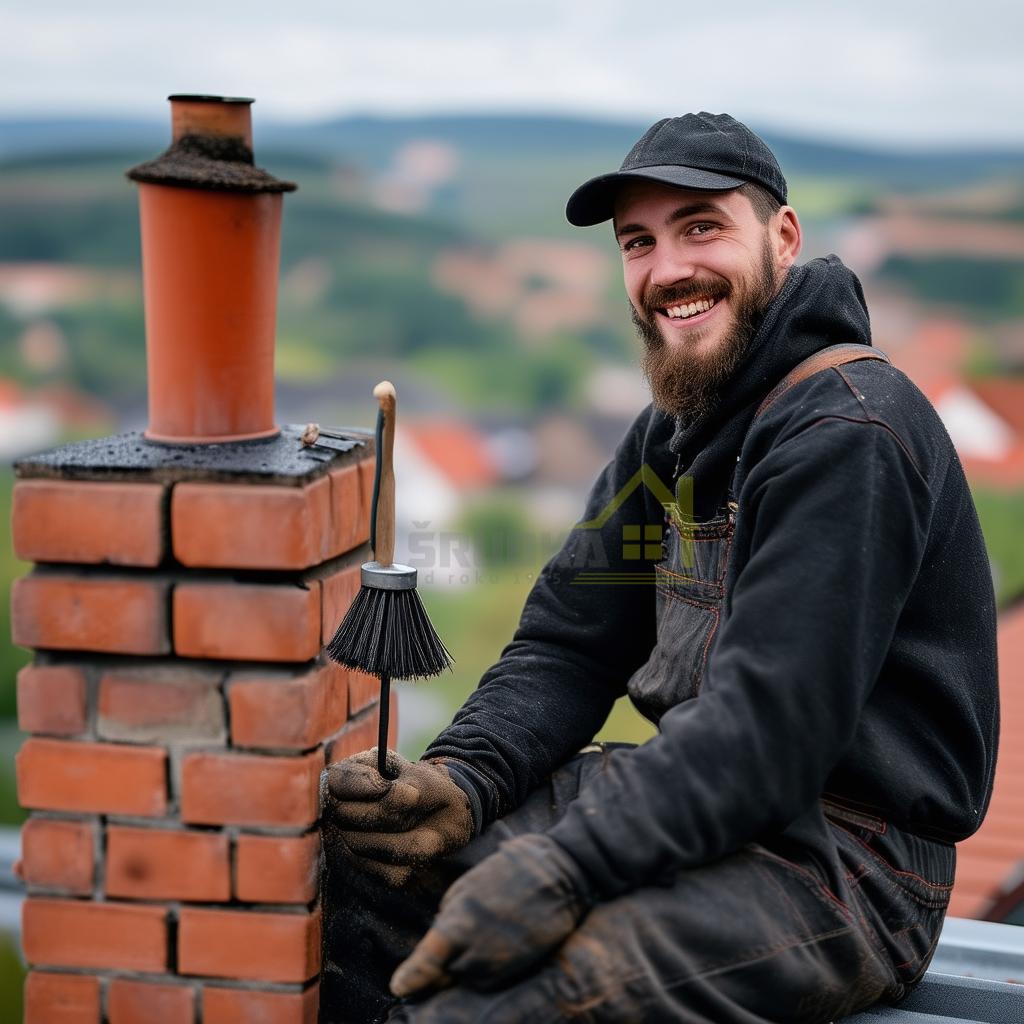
[322, 748, 474, 887]
[390, 833, 594, 996]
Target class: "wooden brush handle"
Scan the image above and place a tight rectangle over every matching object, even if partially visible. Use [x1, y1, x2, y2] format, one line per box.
[372, 381, 396, 568]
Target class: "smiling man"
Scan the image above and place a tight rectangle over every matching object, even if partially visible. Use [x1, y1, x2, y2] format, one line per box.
[320, 113, 998, 1024]
[618, 180, 793, 423]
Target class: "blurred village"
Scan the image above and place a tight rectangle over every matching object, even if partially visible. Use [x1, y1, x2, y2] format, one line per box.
[0, 114, 1023, 1007]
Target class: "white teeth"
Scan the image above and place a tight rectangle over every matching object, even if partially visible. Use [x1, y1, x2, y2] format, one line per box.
[664, 298, 715, 319]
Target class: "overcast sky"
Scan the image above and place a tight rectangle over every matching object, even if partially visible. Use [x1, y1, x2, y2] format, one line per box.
[2, 0, 1022, 148]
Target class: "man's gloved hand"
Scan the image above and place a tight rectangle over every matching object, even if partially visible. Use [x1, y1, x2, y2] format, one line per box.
[390, 833, 594, 996]
[322, 748, 474, 887]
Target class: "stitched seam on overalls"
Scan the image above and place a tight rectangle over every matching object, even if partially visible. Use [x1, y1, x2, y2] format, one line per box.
[655, 589, 721, 613]
[821, 790, 899, 825]
[656, 565, 724, 590]
[658, 925, 858, 991]
[697, 608, 721, 681]
[821, 797, 887, 834]
[557, 923, 859, 1013]
[666, 511, 731, 536]
[828, 822, 954, 897]
[751, 847, 851, 913]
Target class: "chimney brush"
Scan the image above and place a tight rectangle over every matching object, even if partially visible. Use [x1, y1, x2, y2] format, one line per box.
[325, 381, 452, 779]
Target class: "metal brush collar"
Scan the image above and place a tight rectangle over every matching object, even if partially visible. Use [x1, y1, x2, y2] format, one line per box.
[361, 562, 417, 590]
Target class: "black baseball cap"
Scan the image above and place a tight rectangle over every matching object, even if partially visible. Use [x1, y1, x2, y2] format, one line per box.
[566, 112, 788, 227]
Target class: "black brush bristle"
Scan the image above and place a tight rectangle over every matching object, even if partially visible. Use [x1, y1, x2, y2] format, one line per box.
[326, 586, 452, 680]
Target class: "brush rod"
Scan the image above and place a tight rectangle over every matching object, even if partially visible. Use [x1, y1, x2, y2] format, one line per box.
[372, 382, 396, 568]
[370, 407, 383, 556]
[378, 674, 392, 779]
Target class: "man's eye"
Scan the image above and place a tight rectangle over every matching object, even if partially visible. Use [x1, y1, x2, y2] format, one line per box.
[688, 223, 717, 236]
[622, 236, 653, 252]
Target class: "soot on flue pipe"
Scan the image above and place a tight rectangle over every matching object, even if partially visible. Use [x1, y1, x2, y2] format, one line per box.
[127, 95, 297, 444]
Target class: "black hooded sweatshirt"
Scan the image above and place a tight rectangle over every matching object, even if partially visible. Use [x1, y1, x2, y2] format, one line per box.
[426, 256, 999, 897]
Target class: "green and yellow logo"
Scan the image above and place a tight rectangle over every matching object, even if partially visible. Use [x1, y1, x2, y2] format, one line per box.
[571, 466, 694, 583]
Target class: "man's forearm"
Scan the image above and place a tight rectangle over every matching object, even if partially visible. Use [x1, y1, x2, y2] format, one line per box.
[424, 636, 625, 825]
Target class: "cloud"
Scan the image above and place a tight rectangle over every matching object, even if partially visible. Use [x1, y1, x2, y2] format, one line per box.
[1, 0, 1021, 146]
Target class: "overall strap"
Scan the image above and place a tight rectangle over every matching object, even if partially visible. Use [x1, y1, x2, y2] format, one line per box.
[754, 343, 890, 420]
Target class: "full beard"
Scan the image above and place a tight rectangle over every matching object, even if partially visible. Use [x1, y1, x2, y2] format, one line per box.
[635, 241, 780, 424]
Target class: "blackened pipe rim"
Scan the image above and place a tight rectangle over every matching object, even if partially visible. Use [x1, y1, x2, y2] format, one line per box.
[168, 94, 254, 104]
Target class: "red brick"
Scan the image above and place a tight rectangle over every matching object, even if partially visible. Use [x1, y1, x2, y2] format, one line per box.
[98, 667, 224, 743]
[24, 971, 101, 1024]
[17, 665, 87, 735]
[108, 978, 195, 1024]
[229, 661, 346, 750]
[13, 479, 165, 567]
[20, 818, 94, 894]
[23, 898, 168, 972]
[328, 692, 396, 762]
[105, 826, 230, 902]
[203, 983, 319, 1024]
[181, 750, 321, 827]
[329, 462, 371, 556]
[12, 574, 171, 655]
[173, 581, 321, 662]
[320, 562, 360, 644]
[17, 737, 167, 816]
[172, 477, 331, 570]
[178, 906, 320, 983]
[235, 832, 319, 904]
[349, 669, 378, 715]
[327, 706, 377, 763]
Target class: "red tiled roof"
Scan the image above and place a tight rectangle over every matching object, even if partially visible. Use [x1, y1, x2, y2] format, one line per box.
[970, 379, 1024, 436]
[959, 378, 1024, 489]
[404, 422, 498, 490]
[885, 320, 967, 402]
[949, 603, 1024, 917]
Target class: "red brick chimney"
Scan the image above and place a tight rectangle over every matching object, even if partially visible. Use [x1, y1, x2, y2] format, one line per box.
[10, 95, 391, 1023]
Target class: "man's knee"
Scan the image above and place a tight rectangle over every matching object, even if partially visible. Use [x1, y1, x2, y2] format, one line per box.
[388, 970, 564, 1024]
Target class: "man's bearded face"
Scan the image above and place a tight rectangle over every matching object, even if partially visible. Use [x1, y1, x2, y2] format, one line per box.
[613, 182, 792, 423]
[633, 238, 777, 422]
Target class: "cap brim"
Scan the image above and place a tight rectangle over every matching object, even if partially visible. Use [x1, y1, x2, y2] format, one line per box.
[565, 165, 747, 227]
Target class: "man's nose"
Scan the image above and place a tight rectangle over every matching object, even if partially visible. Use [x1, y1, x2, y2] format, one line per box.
[648, 244, 697, 288]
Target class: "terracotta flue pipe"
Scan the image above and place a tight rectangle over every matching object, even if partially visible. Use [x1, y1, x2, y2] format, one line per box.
[127, 95, 296, 444]
[170, 94, 254, 148]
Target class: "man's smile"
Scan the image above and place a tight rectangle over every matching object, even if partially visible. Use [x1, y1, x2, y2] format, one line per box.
[663, 297, 715, 319]
[657, 296, 720, 328]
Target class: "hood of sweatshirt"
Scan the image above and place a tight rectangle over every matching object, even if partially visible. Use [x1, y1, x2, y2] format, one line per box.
[666, 254, 871, 518]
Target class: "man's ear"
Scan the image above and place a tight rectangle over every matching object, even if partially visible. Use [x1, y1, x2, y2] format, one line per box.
[774, 207, 802, 271]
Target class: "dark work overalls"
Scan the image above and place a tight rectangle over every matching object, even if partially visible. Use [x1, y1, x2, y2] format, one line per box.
[319, 346, 956, 1024]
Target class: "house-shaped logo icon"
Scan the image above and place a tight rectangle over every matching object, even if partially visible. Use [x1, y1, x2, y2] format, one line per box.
[574, 465, 694, 570]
